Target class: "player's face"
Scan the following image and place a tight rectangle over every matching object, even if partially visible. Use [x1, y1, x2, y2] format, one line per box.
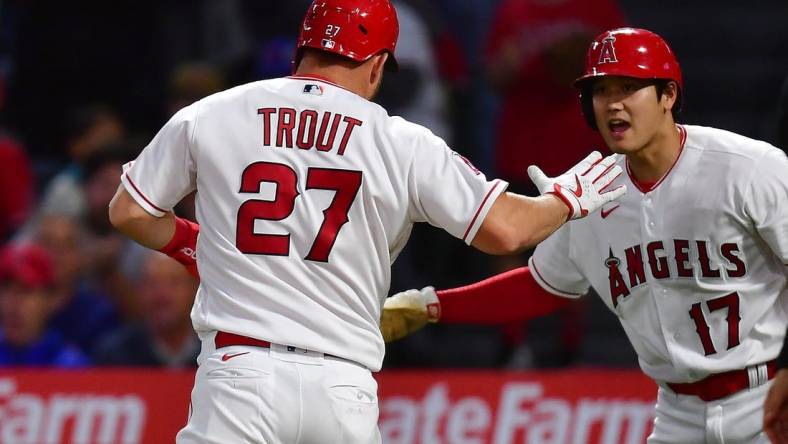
[0, 283, 52, 347]
[591, 76, 672, 154]
[139, 253, 197, 333]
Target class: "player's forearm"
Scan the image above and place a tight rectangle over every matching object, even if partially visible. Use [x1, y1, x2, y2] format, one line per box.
[438, 266, 571, 324]
[109, 185, 176, 250]
[514, 193, 571, 246]
[472, 192, 568, 254]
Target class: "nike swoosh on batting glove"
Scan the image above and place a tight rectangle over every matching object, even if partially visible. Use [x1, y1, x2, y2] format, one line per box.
[527, 151, 627, 220]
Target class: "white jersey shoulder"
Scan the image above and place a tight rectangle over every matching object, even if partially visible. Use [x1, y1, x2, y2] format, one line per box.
[683, 124, 782, 165]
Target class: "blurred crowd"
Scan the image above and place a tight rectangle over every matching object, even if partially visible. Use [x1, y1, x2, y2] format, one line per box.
[0, 0, 786, 370]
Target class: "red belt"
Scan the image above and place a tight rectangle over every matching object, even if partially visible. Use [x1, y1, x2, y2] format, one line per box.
[667, 360, 776, 402]
[215, 331, 271, 349]
[214, 331, 340, 359]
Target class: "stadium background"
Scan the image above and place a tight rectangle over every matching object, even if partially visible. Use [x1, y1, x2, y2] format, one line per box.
[0, 0, 786, 442]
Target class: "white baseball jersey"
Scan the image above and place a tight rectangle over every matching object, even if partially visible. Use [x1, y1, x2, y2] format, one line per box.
[122, 75, 506, 371]
[530, 124, 788, 383]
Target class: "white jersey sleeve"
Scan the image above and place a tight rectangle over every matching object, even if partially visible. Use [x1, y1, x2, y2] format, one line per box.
[745, 148, 788, 263]
[403, 121, 507, 244]
[121, 104, 199, 217]
[529, 224, 589, 298]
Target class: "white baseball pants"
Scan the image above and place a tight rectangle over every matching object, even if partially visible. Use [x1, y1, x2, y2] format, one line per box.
[647, 381, 771, 444]
[176, 334, 381, 444]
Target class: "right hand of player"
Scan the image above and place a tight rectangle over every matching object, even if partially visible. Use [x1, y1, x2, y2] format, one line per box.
[764, 369, 788, 443]
[527, 151, 626, 220]
[380, 287, 440, 343]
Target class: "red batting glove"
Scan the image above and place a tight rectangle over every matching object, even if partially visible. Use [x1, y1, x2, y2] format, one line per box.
[158, 216, 199, 279]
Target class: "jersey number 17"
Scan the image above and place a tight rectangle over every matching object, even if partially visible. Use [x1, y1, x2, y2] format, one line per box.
[689, 292, 741, 356]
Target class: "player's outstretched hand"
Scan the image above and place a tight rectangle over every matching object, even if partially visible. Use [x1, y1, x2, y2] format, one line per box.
[527, 151, 626, 220]
[380, 287, 440, 343]
[764, 369, 788, 443]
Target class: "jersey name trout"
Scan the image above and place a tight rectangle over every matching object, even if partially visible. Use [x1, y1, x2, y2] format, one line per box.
[257, 107, 362, 155]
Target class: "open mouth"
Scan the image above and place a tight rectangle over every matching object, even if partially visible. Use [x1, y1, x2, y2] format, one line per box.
[608, 119, 630, 136]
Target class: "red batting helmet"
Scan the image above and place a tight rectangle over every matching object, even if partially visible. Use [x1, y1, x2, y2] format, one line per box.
[574, 28, 683, 129]
[295, 0, 399, 71]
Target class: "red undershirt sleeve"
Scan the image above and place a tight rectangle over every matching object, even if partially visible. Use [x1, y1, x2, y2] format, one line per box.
[437, 266, 572, 324]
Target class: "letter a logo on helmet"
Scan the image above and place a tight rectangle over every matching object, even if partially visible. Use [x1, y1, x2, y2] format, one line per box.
[597, 36, 618, 64]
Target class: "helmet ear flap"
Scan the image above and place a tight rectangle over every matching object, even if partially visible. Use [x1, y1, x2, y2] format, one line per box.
[579, 90, 598, 131]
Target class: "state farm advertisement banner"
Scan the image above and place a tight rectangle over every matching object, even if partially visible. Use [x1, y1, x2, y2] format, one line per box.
[376, 370, 657, 444]
[0, 370, 194, 444]
[0, 369, 656, 444]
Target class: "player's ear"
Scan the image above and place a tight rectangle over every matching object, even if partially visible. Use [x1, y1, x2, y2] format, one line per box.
[661, 81, 679, 112]
[369, 53, 388, 85]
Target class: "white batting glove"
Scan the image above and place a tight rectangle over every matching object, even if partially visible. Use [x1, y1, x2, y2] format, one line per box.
[527, 151, 626, 220]
[380, 286, 440, 343]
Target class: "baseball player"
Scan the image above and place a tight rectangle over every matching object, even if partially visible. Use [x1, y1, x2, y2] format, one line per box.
[383, 27, 788, 443]
[107, 1, 624, 443]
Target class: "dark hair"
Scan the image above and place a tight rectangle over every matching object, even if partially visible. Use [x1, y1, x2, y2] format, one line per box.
[80, 140, 138, 183]
[63, 104, 119, 144]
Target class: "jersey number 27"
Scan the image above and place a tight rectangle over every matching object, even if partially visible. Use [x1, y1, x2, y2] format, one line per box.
[235, 161, 362, 263]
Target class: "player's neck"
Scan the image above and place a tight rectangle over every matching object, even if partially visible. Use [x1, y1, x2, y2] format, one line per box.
[626, 123, 683, 183]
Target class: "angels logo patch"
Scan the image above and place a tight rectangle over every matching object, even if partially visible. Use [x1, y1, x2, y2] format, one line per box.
[598, 36, 618, 64]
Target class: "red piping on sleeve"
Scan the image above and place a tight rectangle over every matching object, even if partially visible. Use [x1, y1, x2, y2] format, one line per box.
[463, 180, 503, 242]
[125, 173, 167, 213]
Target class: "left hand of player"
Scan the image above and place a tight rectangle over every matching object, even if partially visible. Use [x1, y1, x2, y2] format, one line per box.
[764, 369, 788, 443]
[527, 151, 626, 220]
[380, 287, 440, 342]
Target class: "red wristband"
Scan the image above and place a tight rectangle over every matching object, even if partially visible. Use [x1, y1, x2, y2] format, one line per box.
[159, 217, 200, 279]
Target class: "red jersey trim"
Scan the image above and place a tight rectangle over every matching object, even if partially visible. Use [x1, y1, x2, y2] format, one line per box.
[463, 180, 504, 242]
[626, 125, 687, 194]
[124, 173, 167, 213]
[530, 258, 584, 297]
[288, 75, 355, 95]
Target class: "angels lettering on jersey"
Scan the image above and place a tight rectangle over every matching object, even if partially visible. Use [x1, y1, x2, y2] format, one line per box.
[604, 239, 746, 307]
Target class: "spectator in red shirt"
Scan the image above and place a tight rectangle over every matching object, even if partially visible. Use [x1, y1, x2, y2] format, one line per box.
[486, 0, 625, 189]
[0, 136, 34, 241]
